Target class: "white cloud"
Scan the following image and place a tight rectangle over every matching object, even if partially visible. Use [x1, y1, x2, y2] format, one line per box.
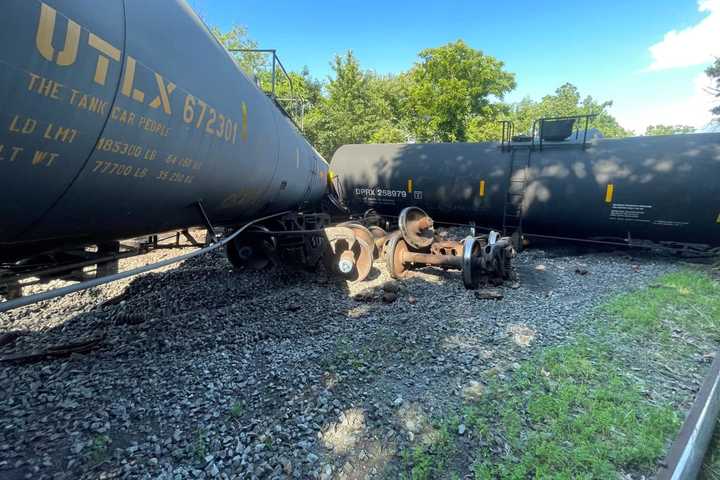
[647, 0, 720, 71]
[612, 72, 716, 134]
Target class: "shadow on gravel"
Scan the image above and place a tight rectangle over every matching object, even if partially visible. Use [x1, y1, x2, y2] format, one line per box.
[0, 245, 687, 479]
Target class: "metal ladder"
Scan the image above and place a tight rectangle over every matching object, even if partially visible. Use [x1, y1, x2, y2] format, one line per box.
[502, 146, 531, 239]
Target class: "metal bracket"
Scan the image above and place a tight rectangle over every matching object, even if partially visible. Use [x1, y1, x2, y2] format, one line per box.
[195, 201, 217, 244]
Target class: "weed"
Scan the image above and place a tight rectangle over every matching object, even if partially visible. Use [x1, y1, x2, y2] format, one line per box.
[229, 402, 243, 419]
[88, 434, 111, 466]
[604, 270, 720, 341]
[194, 428, 207, 462]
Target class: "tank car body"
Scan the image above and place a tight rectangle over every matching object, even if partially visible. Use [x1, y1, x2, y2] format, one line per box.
[331, 134, 720, 248]
[0, 0, 328, 263]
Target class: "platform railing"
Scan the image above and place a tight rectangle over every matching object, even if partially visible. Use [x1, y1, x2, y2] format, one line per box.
[228, 48, 307, 132]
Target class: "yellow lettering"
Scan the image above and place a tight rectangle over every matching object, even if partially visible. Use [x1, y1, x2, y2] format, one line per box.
[9, 115, 37, 135]
[10, 147, 23, 161]
[32, 150, 49, 165]
[121, 56, 145, 103]
[9, 115, 20, 133]
[35, 3, 80, 66]
[87, 33, 121, 86]
[42, 124, 76, 143]
[29, 75, 64, 100]
[149, 73, 176, 115]
[50, 82, 61, 100]
[28, 73, 41, 91]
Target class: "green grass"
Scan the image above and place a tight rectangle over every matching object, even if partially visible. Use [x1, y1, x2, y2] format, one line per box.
[401, 419, 458, 480]
[703, 419, 720, 480]
[396, 268, 720, 480]
[469, 340, 679, 479]
[604, 270, 720, 341]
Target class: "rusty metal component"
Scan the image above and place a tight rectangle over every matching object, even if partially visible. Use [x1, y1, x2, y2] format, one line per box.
[383, 224, 514, 288]
[323, 226, 372, 283]
[430, 240, 463, 257]
[385, 235, 410, 279]
[339, 222, 379, 260]
[368, 226, 388, 255]
[398, 207, 435, 250]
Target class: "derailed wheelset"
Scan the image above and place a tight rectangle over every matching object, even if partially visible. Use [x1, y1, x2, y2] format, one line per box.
[383, 207, 515, 289]
[225, 215, 378, 284]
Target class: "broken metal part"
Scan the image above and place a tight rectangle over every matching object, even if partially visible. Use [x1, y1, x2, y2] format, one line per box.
[398, 207, 435, 250]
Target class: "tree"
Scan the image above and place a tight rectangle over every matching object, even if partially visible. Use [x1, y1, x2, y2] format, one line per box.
[509, 83, 631, 138]
[211, 25, 266, 76]
[404, 40, 516, 142]
[303, 52, 378, 157]
[644, 125, 695, 136]
[707, 58, 720, 117]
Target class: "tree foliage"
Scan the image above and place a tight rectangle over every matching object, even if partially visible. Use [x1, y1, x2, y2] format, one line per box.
[211, 25, 266, 76]
[405, 40, 516, 142]
[212, 25, 633, 158]
[644, 125, 695, 136]
[509, 83, 631, 138]
[303, 53, 407, 157]
[707, 58, 720, 117]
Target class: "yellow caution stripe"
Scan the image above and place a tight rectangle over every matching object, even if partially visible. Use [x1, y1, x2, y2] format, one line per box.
[605, 184, 614, 203]
[716, 213, 720, 224]
[407, 178, 413, 193]
[479, 180, 486, 197]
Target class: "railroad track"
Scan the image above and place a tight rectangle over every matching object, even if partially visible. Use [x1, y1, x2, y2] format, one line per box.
[657, 351, 720, 479]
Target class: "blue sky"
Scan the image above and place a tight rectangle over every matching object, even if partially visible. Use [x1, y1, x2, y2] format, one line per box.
[192, 0, 720, 134]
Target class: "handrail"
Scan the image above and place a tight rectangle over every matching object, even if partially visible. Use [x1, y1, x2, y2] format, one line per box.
[228, 48, 306, 131]
[531, 113, 597, 150]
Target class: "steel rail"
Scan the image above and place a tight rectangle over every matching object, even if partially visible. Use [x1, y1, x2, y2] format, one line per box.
[657, 351, 720, 480]
[0, 211, 291, 314]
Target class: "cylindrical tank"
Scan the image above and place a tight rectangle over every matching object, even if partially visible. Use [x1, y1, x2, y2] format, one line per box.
[0, 0, 328, 261]
[330, 134, 720, 247]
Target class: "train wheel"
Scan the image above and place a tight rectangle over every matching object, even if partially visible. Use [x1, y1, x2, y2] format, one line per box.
[323, 226, 373, 283]
[385, 235, 409, 279]
[339, 222, 379, 260]
[461, 236, 483, 289]
[398, 207, 434, 250]
[226, 226, 276, 270]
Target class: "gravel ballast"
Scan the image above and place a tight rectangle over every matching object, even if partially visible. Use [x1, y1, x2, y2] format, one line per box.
[0, 238, 681, 479]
